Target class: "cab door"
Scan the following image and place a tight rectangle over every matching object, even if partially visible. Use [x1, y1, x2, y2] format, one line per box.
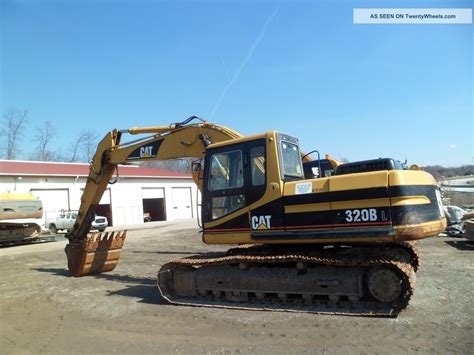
[202, 142, 250, 231]
[248, 134, 297, 236]
[246, 139, 279, 232]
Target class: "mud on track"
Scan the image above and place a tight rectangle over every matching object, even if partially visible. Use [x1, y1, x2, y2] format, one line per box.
[0, 220, 472, 354]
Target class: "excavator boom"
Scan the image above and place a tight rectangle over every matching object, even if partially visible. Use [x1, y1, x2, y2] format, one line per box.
[68, 117, 241, 243]
[66, 117, 244, 276]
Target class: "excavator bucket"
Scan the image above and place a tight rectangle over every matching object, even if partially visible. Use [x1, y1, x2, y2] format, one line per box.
[65, 231, 127, 277]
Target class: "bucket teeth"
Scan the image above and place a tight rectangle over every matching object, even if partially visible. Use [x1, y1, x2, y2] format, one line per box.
[65, 230, 127, 277]
[84, 231, 127, 251]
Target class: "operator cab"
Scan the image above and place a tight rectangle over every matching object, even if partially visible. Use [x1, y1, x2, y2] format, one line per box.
[201, 131, 304, 225]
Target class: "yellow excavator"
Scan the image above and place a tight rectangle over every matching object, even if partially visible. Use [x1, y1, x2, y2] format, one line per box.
[65, 116, 446, 316]
[0, 193, 43, 244]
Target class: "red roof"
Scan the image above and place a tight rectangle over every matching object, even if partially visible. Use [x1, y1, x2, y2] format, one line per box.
[0, 160, 191, 179]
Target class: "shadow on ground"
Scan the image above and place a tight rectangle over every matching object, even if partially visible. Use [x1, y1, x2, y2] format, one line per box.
[107, 284, 167, 305]
[93, 272, 155, 284]
[1, 236, 60, 248]
[132, 250, 206, 255]
[35, 267, 70, 276]
[444, 240, 474, 251]
[96, 273, 166, 305]
[34, 268, 156, 284]
[34, 267, 167, 304]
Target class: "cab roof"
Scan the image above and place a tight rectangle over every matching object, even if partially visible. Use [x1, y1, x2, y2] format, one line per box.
[207, 131, 286, 149]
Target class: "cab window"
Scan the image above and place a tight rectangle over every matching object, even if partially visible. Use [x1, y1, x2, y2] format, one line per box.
[250, 146, 266, 186]
[280, 141, 303, 180]
[212, 195, 245, 219]
[208, 150, 243, 191]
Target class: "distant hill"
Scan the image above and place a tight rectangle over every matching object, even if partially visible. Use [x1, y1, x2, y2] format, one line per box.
[423, 165, 474, 181]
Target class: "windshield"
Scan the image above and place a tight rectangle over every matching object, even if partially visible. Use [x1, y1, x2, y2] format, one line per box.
[280, 141, 303, 180]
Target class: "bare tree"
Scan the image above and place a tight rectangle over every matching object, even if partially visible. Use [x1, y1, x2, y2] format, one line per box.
[142, 159, 193, 173]
[81, 129, 99, 162]
[62, 130, 99, 163]
[67, 131, 88, 162]
[0, 108, 29, 159]
[33, 121, 56, 161]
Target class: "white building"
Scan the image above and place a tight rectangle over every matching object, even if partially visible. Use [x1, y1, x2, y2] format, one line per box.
[0, 160, 199, 227]
[441, 175, 474, 193]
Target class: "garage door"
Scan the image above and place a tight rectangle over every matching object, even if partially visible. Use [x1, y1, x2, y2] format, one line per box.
[30, 189, 70, 220]
[142, 188, 167, 222]
[80, 188, 111, 205]
[171, 187, 192, 219]
[142, 188, 165, 199]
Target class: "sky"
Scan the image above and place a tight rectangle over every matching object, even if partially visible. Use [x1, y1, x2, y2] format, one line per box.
[1, 0, 472, 166]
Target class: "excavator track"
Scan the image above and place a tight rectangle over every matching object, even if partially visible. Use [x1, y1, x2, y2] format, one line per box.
[158, 243, 418, 317]
[350, 241, 420, 271]
[0, 222, 42, 244]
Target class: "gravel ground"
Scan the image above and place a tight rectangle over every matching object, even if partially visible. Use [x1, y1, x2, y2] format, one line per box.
[1, 220, 473, 354]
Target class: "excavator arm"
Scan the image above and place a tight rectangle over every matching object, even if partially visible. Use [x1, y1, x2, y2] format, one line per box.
[65, 117, 245, 276]
[68, 116, 242, 244]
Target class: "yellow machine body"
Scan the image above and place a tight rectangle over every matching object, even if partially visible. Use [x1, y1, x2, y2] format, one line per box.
[65, 118, 446, 278]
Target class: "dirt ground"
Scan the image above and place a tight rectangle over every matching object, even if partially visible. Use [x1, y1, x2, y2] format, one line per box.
[1, 220, 473, 354]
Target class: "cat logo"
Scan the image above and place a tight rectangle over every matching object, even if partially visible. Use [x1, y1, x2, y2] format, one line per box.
[251, 215, 271, 230]
[127, 140, 163, 161]
[140, 146, 153, 158]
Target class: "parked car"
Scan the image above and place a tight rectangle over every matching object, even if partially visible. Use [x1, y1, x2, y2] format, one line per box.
[91, 216, 108, 232]
[48, 211, 108, 233]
